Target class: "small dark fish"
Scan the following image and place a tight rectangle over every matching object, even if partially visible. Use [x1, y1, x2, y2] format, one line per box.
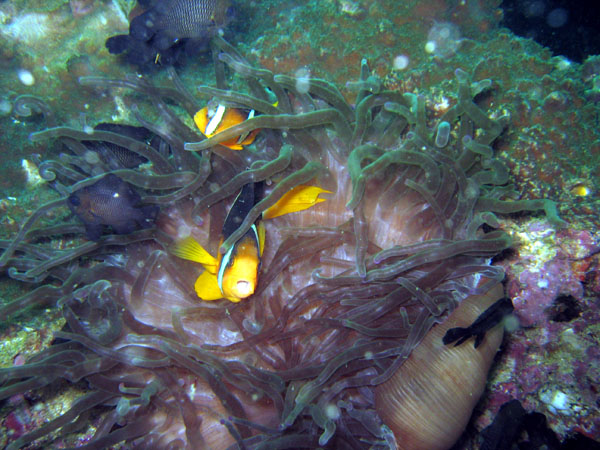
[82, 123, 152, 170]
[522, 411, 562, 449]
[480, 399, 527, 450]
[106, 0, 232, 69]
[480, 399, 566, 450]
[443, 296, 514, 348]
[68, 174, 159, 240]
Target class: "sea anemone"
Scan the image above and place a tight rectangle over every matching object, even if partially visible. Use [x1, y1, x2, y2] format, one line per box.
[0, 38, 563, 449]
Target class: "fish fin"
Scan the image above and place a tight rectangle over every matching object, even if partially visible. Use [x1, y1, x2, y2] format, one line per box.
[194, 271, 224, 301]
[210, 110, 245, 150]
[220, 140, 245, 150]
[137, 205, 160, 229]
[105, 34, 130, 55]
[236, 129, 260, 147]
[170, 236, 218, 273]
[84, 223, 104, 241]
[112, 219, 138, 235]
[262, 185, 333, 219]
[258, 221, 266, 257]
[203, 106, 253, 150]
[474, 332, 485, 349]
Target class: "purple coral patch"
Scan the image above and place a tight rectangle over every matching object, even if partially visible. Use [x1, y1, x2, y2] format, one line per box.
[505, 228, 598, 326]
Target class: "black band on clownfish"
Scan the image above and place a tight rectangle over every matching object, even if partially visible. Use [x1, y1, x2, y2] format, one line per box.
[217, 182, 264, 301]
[171, 182, 331, 302]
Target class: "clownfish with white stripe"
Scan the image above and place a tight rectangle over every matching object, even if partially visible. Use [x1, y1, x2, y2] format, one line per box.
[194, 101, 260, 150]
[171, 183, 331, 302]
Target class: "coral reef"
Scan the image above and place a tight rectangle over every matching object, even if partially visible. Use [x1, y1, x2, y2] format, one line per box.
[0, 28, 565, 448]
[477, 220, 600, 441]
[0, 0, 598, 448]
[503, 222, 599, 327]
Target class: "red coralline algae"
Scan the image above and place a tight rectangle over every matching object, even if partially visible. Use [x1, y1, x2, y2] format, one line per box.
[511, 263, 582, 327]
[503, 224, 599, 326]
[2, 408, 29, 440]
[476, 220, 600, 441]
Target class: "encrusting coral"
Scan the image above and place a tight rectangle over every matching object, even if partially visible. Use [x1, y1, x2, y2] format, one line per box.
[0, 37, 564, 449]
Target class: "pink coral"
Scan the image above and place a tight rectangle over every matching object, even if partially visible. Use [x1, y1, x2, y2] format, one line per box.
[478, 223, 600, 441]
[504, 227, 599, 326]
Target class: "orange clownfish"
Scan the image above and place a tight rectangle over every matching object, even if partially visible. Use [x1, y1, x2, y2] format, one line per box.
[194, 102, 259, 151]
[171, 183, 331, 303]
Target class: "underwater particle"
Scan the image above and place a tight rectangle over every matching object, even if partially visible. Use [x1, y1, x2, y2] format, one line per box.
[324, 403, 341, 420]
[503, 314, 520, 333]
[17, 69, 35, 86]
[392, 54, 409, 70]
[546, 8, 568, 28]
[294, 67, 311, 94]
[524, 0, 546, 18]
[0, 98, 12, 116]
[424, 41, 436, 54]
[83, 150, 101, 165]
[425, 22, 461, 58]
[82, 123, 94, 135]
